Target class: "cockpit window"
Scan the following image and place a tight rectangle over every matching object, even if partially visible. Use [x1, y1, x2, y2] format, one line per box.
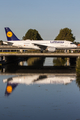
[70, 43, 74, 44]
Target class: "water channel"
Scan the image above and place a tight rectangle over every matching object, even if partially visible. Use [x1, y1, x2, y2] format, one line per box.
[0, 57, 80, 120]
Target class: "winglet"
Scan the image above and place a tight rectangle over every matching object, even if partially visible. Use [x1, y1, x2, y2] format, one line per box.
[5, 27, 20, 41]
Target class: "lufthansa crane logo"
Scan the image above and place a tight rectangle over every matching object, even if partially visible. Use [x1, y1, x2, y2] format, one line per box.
[7, 31, 13, 37]
[7, 85, 12, 93]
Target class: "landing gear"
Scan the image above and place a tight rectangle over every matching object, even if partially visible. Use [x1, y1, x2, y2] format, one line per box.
[41, 50, 43, 53]
[41, 49, 44, 53]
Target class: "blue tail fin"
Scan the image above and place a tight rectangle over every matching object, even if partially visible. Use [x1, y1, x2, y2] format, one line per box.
[5, 27, 20, 41]
[5, 83, 18, 96]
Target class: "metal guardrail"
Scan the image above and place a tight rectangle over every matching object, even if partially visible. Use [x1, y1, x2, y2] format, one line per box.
[0, 53, 79, 57]
[0, 45, 80, 57]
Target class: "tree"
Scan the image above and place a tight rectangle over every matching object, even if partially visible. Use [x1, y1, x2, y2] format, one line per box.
[76, 57, 80, 76]
[27, 57, 45, 66]
[55, 28, 75, 42]
[0, 40, 3, 45]
[53, 58, 67, 66]
[22, 29, 43, 40]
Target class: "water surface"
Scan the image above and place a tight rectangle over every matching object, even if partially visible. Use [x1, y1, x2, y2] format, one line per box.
[0, 74, 80, 120]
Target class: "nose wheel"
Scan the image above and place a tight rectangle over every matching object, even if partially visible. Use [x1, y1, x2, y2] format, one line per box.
[41, 49, 43, 53]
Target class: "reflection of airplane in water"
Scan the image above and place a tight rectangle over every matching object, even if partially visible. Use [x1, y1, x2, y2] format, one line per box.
[3, 75, 76, 96]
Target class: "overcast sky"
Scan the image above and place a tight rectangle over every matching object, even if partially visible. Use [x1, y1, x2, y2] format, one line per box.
[0, 0, 80, 42]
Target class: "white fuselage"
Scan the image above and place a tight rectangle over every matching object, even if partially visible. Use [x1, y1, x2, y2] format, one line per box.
[3, 75, 76, 85]
[3, 40, 77, 51]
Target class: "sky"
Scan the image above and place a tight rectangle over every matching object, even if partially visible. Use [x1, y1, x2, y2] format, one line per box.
[0, 0, 80, 42]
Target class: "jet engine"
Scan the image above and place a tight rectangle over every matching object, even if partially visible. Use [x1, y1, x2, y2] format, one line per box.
[47, 47, 56, 52]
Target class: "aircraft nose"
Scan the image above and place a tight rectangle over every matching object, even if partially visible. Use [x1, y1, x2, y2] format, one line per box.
[74, 45, 77, 48]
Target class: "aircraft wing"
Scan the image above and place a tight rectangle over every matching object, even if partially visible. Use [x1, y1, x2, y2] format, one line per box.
[33, 43, 47, 50]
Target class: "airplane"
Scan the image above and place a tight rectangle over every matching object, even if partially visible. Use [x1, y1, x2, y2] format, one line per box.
[3, 75, 76, 96]
[3, 27, 77, 52]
